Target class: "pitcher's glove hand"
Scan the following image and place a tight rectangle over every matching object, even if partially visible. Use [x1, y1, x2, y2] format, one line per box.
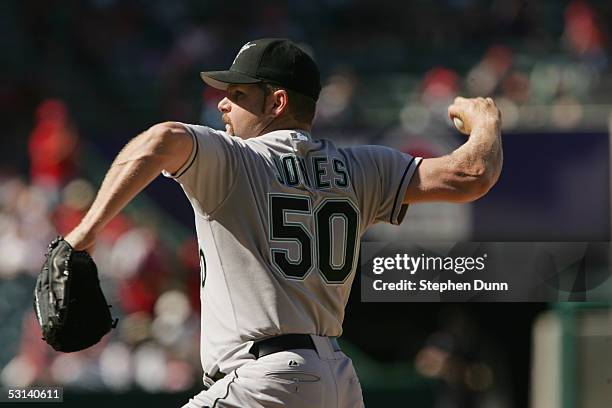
[33, 237, 117, 352]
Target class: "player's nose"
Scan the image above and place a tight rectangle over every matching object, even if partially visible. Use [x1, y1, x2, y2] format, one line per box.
[218, 97, 231, 113]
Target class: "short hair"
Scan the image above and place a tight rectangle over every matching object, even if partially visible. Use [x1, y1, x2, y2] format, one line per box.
[259, 83, 317, 124]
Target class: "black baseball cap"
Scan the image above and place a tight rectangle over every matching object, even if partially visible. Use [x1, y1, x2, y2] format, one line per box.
[200, 38, 321, 101]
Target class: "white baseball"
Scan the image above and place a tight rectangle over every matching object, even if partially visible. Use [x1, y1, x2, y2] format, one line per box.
[453, 117, 465, 132]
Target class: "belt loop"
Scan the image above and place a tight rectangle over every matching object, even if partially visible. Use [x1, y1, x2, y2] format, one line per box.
[309, 335, 335, 360]
[330, 337, 341, 352]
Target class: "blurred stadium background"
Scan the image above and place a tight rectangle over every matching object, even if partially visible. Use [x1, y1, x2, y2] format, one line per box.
[1, 0, 611, 407]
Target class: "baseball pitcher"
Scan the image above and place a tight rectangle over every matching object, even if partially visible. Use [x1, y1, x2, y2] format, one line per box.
[63, 38, 502, 407]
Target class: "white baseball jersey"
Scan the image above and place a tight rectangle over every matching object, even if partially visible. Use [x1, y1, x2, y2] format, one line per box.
[164, 124, 421, 378]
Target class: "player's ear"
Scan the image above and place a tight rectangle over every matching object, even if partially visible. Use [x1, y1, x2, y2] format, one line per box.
[270, 89, 289, 117]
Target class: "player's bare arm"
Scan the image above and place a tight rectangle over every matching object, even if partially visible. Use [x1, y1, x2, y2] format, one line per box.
[405, 96, 503, 203]
[64, 121, 193, 251]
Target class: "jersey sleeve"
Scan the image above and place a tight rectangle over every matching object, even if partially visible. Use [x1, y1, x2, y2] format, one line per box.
[162, 123, 239, 215]
[344, 145, 421, 228]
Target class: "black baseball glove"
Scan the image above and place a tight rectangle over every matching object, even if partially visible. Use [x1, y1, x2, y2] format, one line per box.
[33, 237, 117, 352]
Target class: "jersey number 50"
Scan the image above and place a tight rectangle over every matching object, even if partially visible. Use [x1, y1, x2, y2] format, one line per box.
[268, 194, 360, 284]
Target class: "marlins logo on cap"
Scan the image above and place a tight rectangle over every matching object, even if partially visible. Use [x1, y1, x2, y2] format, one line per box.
[233, 42, 256, 64]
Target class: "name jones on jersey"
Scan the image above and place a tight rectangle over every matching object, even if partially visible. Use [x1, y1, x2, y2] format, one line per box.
[273, 154, 349, 190]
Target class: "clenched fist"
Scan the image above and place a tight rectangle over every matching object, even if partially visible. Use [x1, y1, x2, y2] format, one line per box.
[448, 97, 501, 135]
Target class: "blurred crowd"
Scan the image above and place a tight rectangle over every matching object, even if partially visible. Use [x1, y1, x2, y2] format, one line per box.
[4, 1, 612, 152]
[0, 100, 204, 392]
